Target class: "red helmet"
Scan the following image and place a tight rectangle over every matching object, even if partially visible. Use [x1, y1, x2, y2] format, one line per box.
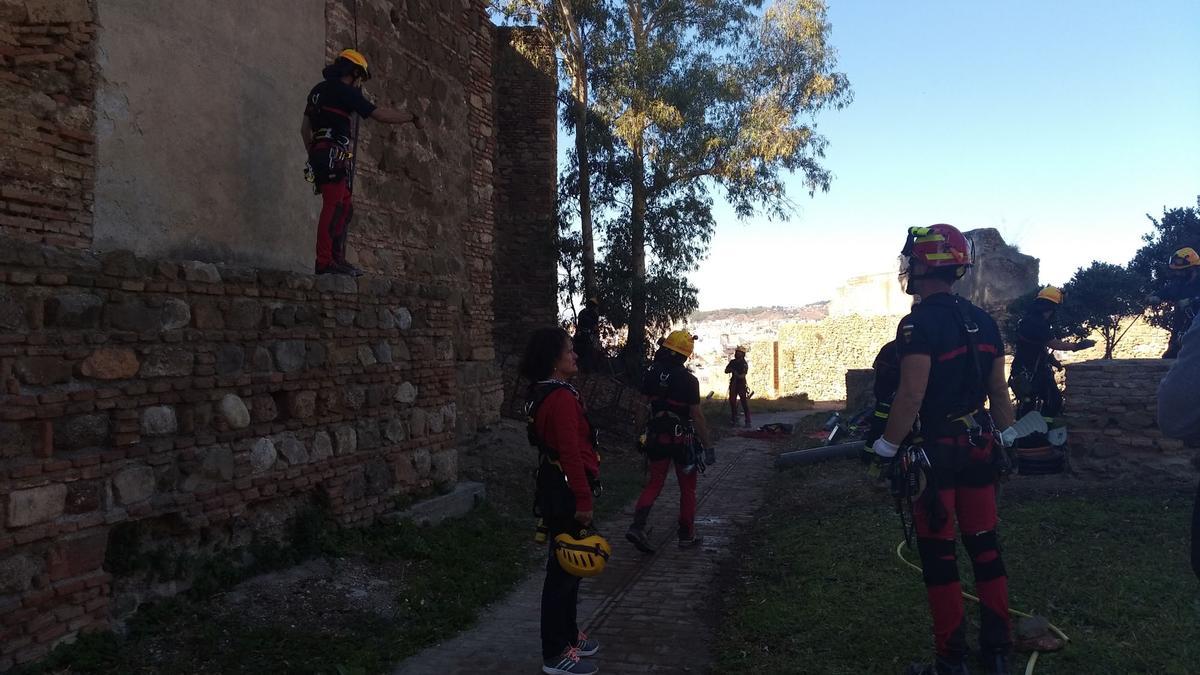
[901, 224, 972, 269]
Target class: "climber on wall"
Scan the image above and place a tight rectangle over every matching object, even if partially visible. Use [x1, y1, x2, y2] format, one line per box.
[302, 48, 422, 276]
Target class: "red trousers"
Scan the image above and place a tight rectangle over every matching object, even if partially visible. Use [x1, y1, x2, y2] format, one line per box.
[315, 180, 353, 269]
[635, 457, 697, 537]
[913, 479, 1011, 661]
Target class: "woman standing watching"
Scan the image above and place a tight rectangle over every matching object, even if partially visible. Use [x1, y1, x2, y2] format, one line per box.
[523, 327, 602, 675]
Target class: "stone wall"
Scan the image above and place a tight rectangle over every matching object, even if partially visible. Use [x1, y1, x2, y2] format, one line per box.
[774, 315, 901, 401]
[0, 238, 461, 667]
[492, 27, 558, 358]
[0, 0, 96, 249]
[1063, 359, 1197, 481]
[0, 0, 557, 667]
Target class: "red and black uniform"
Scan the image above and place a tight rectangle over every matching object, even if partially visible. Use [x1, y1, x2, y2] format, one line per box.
[528, 381, 601, 661]
[1159, 277, 1200, 358]
[304, 79, 376, 271]
[865, 341, 900, 447]
[724, 355, 751, 426]
[633, 357, 701, 539]
[1011, 310, 1062, 420]
[896, 292, 1010, 664]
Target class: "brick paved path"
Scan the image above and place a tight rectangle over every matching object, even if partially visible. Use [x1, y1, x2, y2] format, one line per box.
[394, 412, 805, 675]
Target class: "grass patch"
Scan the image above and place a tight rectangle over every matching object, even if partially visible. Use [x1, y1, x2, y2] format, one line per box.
[716, 461, 1199, 674]
[702, 393, 813, 429]
[26, 505, 530, 675]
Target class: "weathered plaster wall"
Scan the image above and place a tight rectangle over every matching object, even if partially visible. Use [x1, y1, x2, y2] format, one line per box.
[92, 0, 323, 272]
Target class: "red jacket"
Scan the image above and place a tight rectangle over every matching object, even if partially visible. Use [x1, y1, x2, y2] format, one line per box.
[534, 386, 600, 512]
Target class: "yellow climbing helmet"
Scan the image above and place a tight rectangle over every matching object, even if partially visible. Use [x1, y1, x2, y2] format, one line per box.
[1168, 246, 1200, 270]
[338, 48, 371, 80]
[734, 344, 750, 354]
[1036, 285, 1064, 304]
[662, 330, 695, 358]
[553, 530, 611, 577]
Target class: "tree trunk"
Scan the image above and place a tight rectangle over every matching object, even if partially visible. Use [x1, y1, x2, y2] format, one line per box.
[573, 77, 597, 300]
[626, 138, 648, 372]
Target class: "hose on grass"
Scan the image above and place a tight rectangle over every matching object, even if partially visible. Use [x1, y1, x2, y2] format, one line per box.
[895, 541, 1071, 675]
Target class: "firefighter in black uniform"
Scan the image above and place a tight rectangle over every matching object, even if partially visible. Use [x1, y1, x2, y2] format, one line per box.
[1009, 286, 1094, 423]
[1150, 246, 1200, 358]
[867, 224, 1017, 675]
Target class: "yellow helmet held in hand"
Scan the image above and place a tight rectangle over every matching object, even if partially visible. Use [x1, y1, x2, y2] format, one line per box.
[1168, 246, 1200, 270]
[1036, 286, 1064, 304]
[337, 48, 371, 80]
[553, 530, 611, 577]
[662, 330, 695, 358]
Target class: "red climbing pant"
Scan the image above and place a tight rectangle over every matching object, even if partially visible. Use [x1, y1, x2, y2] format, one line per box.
[315, 179, 352, 270]
[634, 457, 697, 537]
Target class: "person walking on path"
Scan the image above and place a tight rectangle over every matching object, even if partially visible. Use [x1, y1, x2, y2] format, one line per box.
[1009, 285, 1094, 422]
[725, 345, 752, 427]
[626, 330, 714, 553]
[574, 298, 602, 373]
[867, 224, 1017, 675]
[1156, 316, 1200, 580]
[302, 48, 421, 275]
[522, 327, 604, 675]
[1150, 246, 1200, 358]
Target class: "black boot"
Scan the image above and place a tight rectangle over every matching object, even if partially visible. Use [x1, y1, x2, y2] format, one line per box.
[331, 233, 364, 277]
[625, 508, 655, 554]
[978, 651, 1009, 675]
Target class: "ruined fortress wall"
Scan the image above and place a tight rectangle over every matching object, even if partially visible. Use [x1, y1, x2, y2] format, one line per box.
[776, 315, 901, 402]
[0, 0, 555, 667]
[92, 0, 323, 271]
[492, 27, 558, 358]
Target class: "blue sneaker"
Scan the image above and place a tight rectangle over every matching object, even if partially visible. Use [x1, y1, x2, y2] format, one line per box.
[543, 647, 598, 674]
[575, 631, 600, 657]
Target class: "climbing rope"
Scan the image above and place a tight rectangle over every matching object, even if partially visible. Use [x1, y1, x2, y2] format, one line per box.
[895, 541, 1070, 675]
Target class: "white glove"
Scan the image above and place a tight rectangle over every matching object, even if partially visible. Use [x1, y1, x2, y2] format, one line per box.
[871, 437, 900, 458]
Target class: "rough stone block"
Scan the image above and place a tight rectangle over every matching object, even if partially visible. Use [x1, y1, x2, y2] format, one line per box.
[45, 293, 102, 328]
[306, 342, 327, 369]
[395, 382, 418, 404]
[7, 484, 67, 527]
[139, 347, 194, 378]
[357, 345, 378, 367]
[26, 0, 92, 24]
[374, 341, 393, 364]
[316, 275, 357, 294]
[219, 394, 251, 430]
[80, 348, 139, 379]
[277, 434, 309, 465]
[364, 458, 394, 496]
[65, 481, 101, 514]
[15, 356, 73, 386]
[192, 301, 225, 329]
[161, 298, 191, 330]
[140, 406, 177, 436]
[343, 386, 366, 410]
[311, 431, 333, 461]
[250, 394, 278, 424]
[227, 299, 263, 330]
[214, 345, 245, 375]
[410, 408, 427, 438]
[202, 445, 235, 482]
[384, 417, 407, 443]
[113, 465, 156, 504]
[0, 293, 26, 331]
[273, 340, 307, 373]
[45, 530, 108, 581]
[252, 346, 274, 372]
[356, 419, 382, 450]
[250, 438, 277, 472]
[181, 261, 221, 283]
[430, 448, 458, 485]
[55, 414, 109, 450]
[333, 425, 357, 455]
[0, 554, 42, 594]
[394, 307, 413, 330]
[107, 300, 161, 333]
[429, 408, 445, 435]
[382, 482, 485, 527]
[287, 391, 316, 419]
[412, 447, 431, 477]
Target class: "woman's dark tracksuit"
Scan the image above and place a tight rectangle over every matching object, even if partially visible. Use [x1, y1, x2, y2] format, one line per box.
[531, 384, 600, 660]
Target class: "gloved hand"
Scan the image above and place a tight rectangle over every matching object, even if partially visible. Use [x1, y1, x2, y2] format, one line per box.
[636, 433, 647, 454]
[703, 444, 716, 465]
[866, 437, 899, 483]
[303, 161, 315, 184]
[1075, 339, 1096, 351]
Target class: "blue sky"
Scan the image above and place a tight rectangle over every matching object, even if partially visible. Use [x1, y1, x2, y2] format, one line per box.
[683, 0, 1200, 309]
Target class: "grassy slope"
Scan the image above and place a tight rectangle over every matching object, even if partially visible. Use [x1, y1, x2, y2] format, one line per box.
[717, 460, 1199, 675]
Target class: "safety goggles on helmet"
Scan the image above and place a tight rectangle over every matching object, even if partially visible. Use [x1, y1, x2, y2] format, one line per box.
[1168, 246, 1200, 270]
[553, 530, 611, 577]
[899, 224, 972, 284]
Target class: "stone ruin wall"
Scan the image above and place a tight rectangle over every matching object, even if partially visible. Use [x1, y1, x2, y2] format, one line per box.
[0, 1, 558, 668]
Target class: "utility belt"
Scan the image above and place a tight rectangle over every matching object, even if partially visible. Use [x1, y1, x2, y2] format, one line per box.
[311, 128, 352, 147]
[644, 410, 693, 455]
[537, 453, 603, 500]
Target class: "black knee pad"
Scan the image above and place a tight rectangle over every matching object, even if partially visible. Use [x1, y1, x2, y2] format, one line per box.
[917, 537, 959, 586]
[963, 530, 1007, 582]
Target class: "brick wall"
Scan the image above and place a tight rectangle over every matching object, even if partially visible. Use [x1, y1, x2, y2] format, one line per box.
[492, 27, 559, 358]
[0, 237, 462, 667]
[0, 0, 558, 667]
[0, 0, 95, 249]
